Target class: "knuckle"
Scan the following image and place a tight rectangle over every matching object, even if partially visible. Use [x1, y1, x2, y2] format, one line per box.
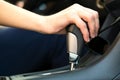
[82, 29, 88, 35]
[82, 23, 87, 28]
[82, 30, 89, 39]
[80, 23, 88, 33]
[73, 3, 80, 7]
[93, 11, 99, 18]
[90, 27, 95, 33]
[88, 11, 99, 20]
[87, 14, 94, 21]
[72, 3, 82, 10]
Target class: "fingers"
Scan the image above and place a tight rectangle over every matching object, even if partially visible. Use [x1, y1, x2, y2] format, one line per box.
[78, 5, 99, 38]
[72, 15, 90, 42]
[69, 4, 99, 42]
[84, 7, 100, 37]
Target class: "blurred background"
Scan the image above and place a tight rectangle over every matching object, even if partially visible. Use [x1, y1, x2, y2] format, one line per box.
[1, 0, 108, 29]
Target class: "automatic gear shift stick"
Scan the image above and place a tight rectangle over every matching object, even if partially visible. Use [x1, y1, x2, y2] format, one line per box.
[67, 24, 84, 71]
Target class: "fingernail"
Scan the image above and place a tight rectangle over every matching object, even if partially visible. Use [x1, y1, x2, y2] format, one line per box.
[92, 34, 95, 38]
[87, 38, 90, 42]
[96, 33, 98, 37]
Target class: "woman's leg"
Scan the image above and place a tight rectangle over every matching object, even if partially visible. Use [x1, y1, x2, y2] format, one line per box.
[0, 27, 69, 76]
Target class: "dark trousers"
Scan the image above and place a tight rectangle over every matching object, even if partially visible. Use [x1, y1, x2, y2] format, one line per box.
[0, 27, 69, 76]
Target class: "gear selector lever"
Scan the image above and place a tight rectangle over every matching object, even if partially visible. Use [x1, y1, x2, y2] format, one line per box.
[67, 24, 84, 71]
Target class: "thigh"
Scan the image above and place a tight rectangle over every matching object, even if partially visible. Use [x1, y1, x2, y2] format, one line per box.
[0, 28, 68, 76]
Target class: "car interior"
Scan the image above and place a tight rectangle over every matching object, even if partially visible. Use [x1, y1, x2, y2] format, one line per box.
[0, 0, 120, 80]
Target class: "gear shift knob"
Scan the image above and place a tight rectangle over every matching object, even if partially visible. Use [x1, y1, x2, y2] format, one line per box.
[67, 24, 84, 70]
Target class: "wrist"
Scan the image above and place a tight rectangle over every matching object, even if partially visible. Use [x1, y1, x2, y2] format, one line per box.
[46, 11, 69, 33]
[34, 15, 58, 34]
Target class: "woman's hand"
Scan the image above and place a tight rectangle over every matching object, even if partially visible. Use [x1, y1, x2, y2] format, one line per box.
[45, 4, 99, 42]
[0, 1, 99, 42]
